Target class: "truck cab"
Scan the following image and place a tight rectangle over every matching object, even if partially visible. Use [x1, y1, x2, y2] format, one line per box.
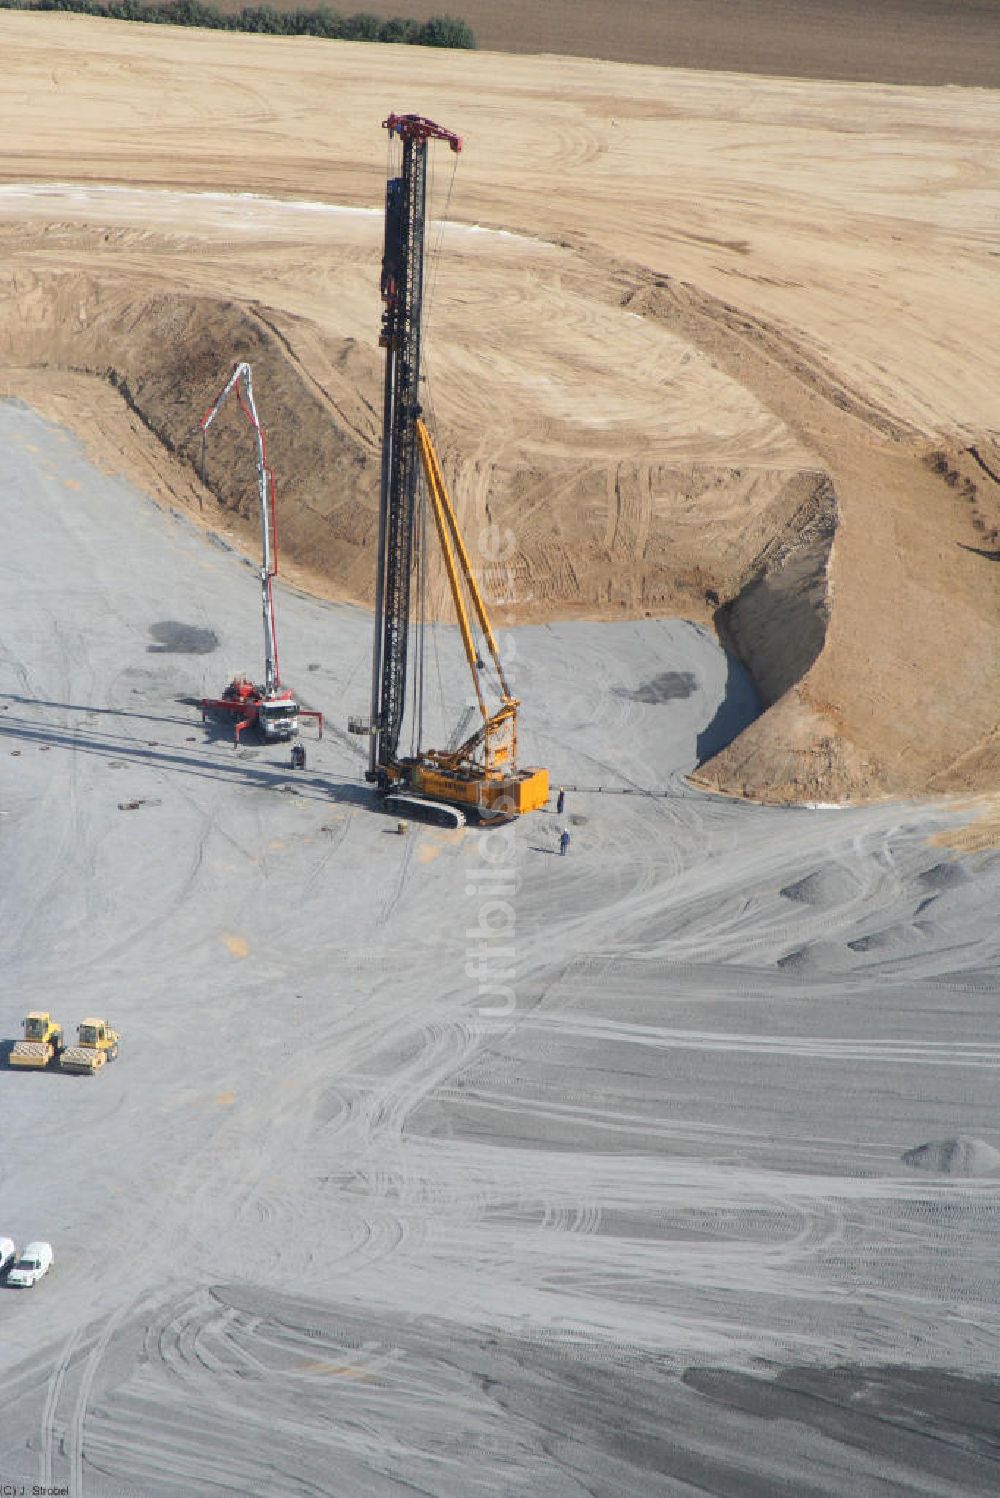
[7, 1241, 53, 1287]
[258, 694, 299, 741]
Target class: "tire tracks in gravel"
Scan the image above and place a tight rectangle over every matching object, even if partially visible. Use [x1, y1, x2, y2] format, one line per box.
[557, 805, 902, 972]
[1, 737, 80, 963]
[378, 829, 416, 925]
[38, 1326, 82, 1489]
[303, 806, 355, 893]
[34, 1287, 162, 1494]
[90, 1293, 345, 1495]
[316, 1018, 489, 1275]
[27, 1109, 271, 1484]
[72, 797, 219, 975]
[66, 665, 261, 972]
[17, 616, 108, 952]
[66, 1291, 160, 1498]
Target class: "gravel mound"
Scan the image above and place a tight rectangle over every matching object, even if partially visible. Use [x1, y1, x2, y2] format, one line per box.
[848, 923, 930, 954]
[780, 867, 859, 906]
[916, 862, 970, 893]
[902, 1136, 1000, 1176]
[776, 941, 857, 974]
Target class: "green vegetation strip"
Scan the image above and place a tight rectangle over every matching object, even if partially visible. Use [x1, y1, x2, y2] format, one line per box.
[0, 0, 476, 46]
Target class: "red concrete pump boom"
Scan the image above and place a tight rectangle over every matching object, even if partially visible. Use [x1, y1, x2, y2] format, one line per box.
[198, 361, 322, 747]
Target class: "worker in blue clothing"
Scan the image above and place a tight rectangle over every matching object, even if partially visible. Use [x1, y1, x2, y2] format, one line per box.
[560, 827, 571, 857]
[556, 786, 565, 815]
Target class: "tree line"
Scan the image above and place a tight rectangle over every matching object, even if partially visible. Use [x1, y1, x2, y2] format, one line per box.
[0, 0, 476, 47]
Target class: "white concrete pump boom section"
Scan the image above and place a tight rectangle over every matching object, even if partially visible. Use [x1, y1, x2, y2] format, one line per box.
[198, 361, 322, 745]
[204, 362, 281, 698]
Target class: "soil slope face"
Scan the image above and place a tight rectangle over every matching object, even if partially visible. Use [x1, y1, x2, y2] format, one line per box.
[1, 14, 1000, 802]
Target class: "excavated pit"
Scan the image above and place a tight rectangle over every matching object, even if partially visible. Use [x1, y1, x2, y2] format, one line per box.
[0, 270, 839, 779]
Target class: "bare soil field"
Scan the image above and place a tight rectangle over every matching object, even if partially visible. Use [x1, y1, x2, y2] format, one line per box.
[1, 11, 999, 809]
[211, 0, 1000, 88]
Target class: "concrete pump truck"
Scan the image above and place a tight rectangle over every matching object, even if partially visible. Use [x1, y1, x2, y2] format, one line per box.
[350, 113, 548, 827]
[199, 361, 322, 747]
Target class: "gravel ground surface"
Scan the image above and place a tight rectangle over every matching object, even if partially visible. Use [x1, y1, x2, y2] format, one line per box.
[1, 400, 999, 1494]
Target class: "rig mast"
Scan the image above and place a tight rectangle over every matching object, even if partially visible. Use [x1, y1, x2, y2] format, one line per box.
[357, 113, 547, 822]
[368, 113, 461, 779]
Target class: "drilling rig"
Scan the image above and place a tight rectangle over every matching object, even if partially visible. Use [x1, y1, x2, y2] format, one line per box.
[199, 362, 322, 746]
[350, 112, 548, 826]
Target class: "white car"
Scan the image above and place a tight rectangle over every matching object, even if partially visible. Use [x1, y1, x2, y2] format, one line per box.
[7, 1241, 53, 1288]
[0, 1237, 16, 1277]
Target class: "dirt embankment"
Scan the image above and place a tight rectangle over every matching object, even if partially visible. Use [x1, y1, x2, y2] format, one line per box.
[608, 273, 1000, 803]
[6, 244, 1000, 806]
[0, 247, 826, 637]
[0, 268, 382, 599]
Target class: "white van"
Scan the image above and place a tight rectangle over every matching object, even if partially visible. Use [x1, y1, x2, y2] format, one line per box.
[7, 1241, 53, 1288]
[0, 1237, 16, 1277]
